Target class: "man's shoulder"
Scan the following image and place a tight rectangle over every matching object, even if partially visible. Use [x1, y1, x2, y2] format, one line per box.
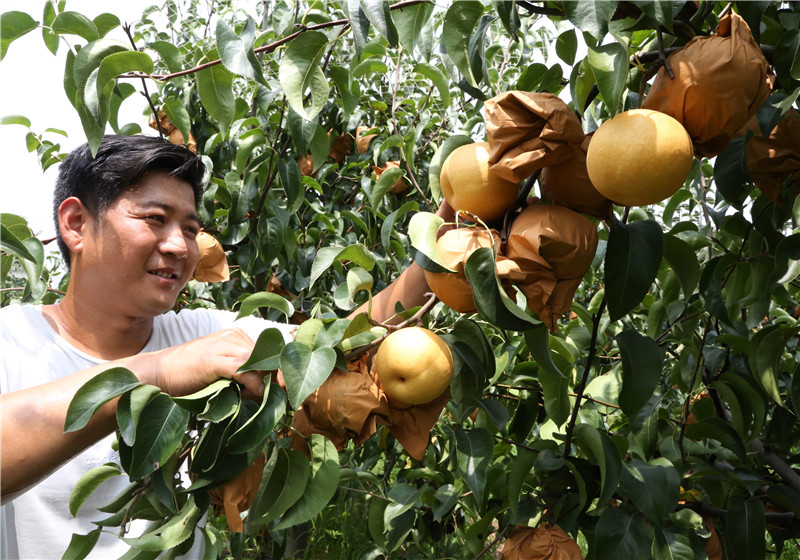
[0, 304, 45, 339]
[154, 307, 296, 344]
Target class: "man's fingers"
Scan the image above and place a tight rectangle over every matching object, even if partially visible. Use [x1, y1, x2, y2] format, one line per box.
[233, 370, 267, 400]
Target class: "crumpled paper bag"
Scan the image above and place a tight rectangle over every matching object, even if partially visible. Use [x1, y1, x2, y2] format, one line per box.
[424, 227, 525, 313]
[505, 204, 598, 331]
[290, 355, 382, 456]
[742, 110, 800, 205]
[539, 133, 612, 219]
[642, 12, 774, 157]
[193, 231, 230, 282]
[356, 125, 378, 153]
[485, 91, 585, 184]
[208, 452, 267, 533]
[148, 111, 197, 153]
[329, 131, 352, 163]
[499, 524, 582, 560]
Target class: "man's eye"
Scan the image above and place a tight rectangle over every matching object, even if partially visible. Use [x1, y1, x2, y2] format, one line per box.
[146, 215, 165, 223]
[185, 226, 199, 237]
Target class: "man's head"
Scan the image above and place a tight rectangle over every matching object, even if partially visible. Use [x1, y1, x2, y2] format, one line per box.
[53, 135, 206, 268]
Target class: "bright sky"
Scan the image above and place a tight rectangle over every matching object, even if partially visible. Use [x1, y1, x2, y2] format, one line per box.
[0, 1, 161, 239]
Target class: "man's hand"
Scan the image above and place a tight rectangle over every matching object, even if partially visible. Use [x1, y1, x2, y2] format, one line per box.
[149, 328, 265, 398]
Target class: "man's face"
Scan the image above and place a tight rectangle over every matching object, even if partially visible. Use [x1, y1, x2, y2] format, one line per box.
[77, 171, 201, 318]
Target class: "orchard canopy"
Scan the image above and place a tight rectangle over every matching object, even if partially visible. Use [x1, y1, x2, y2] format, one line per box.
[2, 1, 800, 559]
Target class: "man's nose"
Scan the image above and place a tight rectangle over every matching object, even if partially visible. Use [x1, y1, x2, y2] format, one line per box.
[160, 225, 189, 259]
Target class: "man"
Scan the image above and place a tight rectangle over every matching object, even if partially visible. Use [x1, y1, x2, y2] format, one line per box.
[0, 135, 441, 558]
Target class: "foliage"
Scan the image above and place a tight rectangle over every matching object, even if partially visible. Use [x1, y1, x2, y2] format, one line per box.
[3, 1, 800, 559]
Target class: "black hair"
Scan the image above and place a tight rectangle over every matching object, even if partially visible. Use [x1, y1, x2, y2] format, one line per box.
[53, 135, 206, 268]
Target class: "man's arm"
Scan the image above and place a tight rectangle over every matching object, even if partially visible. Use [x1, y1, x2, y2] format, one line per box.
[0, 328, 262, 501]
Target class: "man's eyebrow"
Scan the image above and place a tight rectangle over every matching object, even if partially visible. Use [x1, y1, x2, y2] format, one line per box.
[140, 200, 201, 224]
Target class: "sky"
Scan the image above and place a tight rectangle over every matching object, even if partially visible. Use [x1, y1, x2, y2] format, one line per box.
[0, 1, 162, 239]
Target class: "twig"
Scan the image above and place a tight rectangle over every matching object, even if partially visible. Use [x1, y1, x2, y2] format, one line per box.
[0, 287, 67, 296]
[677, 501, 797, 524]
[122, 24, 163, 137]
[474, 525, 509, 560]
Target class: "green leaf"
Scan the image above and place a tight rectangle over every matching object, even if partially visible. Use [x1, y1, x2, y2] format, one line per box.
[275, 434, 340, 529]
[216, 16, 265, 84]
[587, 41, 628, 116]
[413, 63, 451, 110]
[663, 234, 700, 301]
[0, 223, 36, 261]
[117, 384, 161, 446]
[279, 31, 330, 121]
[631, 1, 674, 33]
[0, 11, 37, 60]
[466, 247, 539, 331]
[0, 114, 31, 127]
[428, 135, 472, 203]
[347, 266, 374, 301]
[89, 50, 153, 121]
[432, 484, 460, 520]
[309, 244, 376, 287]
[393, 2, 434, 54]
[572, 424, 622, 506]
[617, 329, 665, 416]
[454, 427, 493, 505]
[492, 0, 519, 40]
[280, 342, 337, 409]
[652, 527, 697, 560]
[621, 459, 679, 524]
[196, 48, 234, 131]
[161, 98, 192, 150]
[564, 1, 618, 40]
[726, 496, 765, 560]
[236, 293, 293, 322]
[170, 379, 232, 413]
[593, 508, 653, 560]
[227, 383, 286, 454]
[41, 2, 58, 55]
[381, 201, 418, 253]
[247, 447, 311, 528]
[508, 449, 536, 522]
[685, 418, 748, 463]
[556, 29, 578, 65]
[775, 29, 800, 83]
[605, 218, 664, 321]
[64, 367, 141, 432]
[69, 463, 122, 516]
[61, 529, 102, 560]
[52, 11, 99, 42]
[714, 137, 750, 208]
[371, 165, 404, 207]
[749, 325, 800, 406]
[524, 326, 569, 425]
[124, 495, 206, 551]
[128, 393, 190, 479]
[345, 0, 370, 59]
[442, 1, 484, 87]
[360, 0, 398, 47]
[237, 328, 288, 373]
[408, 211, 452, 272]
[150, 40, 183, 73]
[93, 13, 120, 38]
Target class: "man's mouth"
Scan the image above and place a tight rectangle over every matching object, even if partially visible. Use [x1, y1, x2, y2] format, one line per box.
[149, 270, 178, 280]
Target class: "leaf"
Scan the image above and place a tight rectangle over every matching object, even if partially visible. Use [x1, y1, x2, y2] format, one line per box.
[685, 418, 748, 463]
[275, 434, 340, 529]
[150, 40, 183, 73]
[617, 329, 665, 416]
[775, 29, 800, 83]
[508, 449, 536, 522]
[61, 529, 102, 560]
[236, 293, 293, 322]
[161, 98, 192, 150]
[216, 16, 265, 84]
[227, 383, 286, 454]
[360, 0, 398, 47]
[605, 218, 664, 321]
[714, 137, 751, 208]
[524, 326, 570, 425]
[88, 51, 153, 123]
[749, 325, 800, 406]
[52, 11, 99, 42]
[347, 266, 374, 301]
[381, 201, 418, 253]
[124, 495, 206, 551]
[170, 379, 232, 413]
[64, 367, 141, 432]
[371, 165, 404, 207]
[442, 1, 484, 87]
[454, 427, 493, 505]
[279, 31, 330, 121]
[662, 234, 700, 301]
[620, 459, 679, 523]
[247, 447, 311, 528]
[309, 243, 376, 287]
[652, 527, 697, 560]
[593, 508, 653, 560]
[465, 247, 538, 331]
[93, 13, 120, 38]
[117, 384, 161, 446]
[587, 41, 628, 116]
[492, 0, 519, 40]
[0, 223, 36, 261]
[725, 496, 765, 560]
[572, 424, 622, 506]
[280, 342, 337, 409]
[556, 29, 578, 65]
[196, 48, 234, 131]
[413, 63, 450, 110]
[345, 0, 370, 58]
[564, 1, 618, 40]
[128, 393, 190, 479]
[393, 2, 434, 54]
[0, 11, 37, 60]
[69, 463, 122, 516]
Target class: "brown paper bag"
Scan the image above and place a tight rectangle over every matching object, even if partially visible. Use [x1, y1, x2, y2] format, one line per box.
[193, 231, 230, 282]
[148, 111, 197, 153]
[744, 110, 800, 205]
[499, 524, 583, 560]
[485, 91, 585, 184]
[642, 12, 774, 157]
[207, 452, 267, 533]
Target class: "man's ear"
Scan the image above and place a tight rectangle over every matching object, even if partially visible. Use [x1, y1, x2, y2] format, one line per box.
[58, 197, 90, 254]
